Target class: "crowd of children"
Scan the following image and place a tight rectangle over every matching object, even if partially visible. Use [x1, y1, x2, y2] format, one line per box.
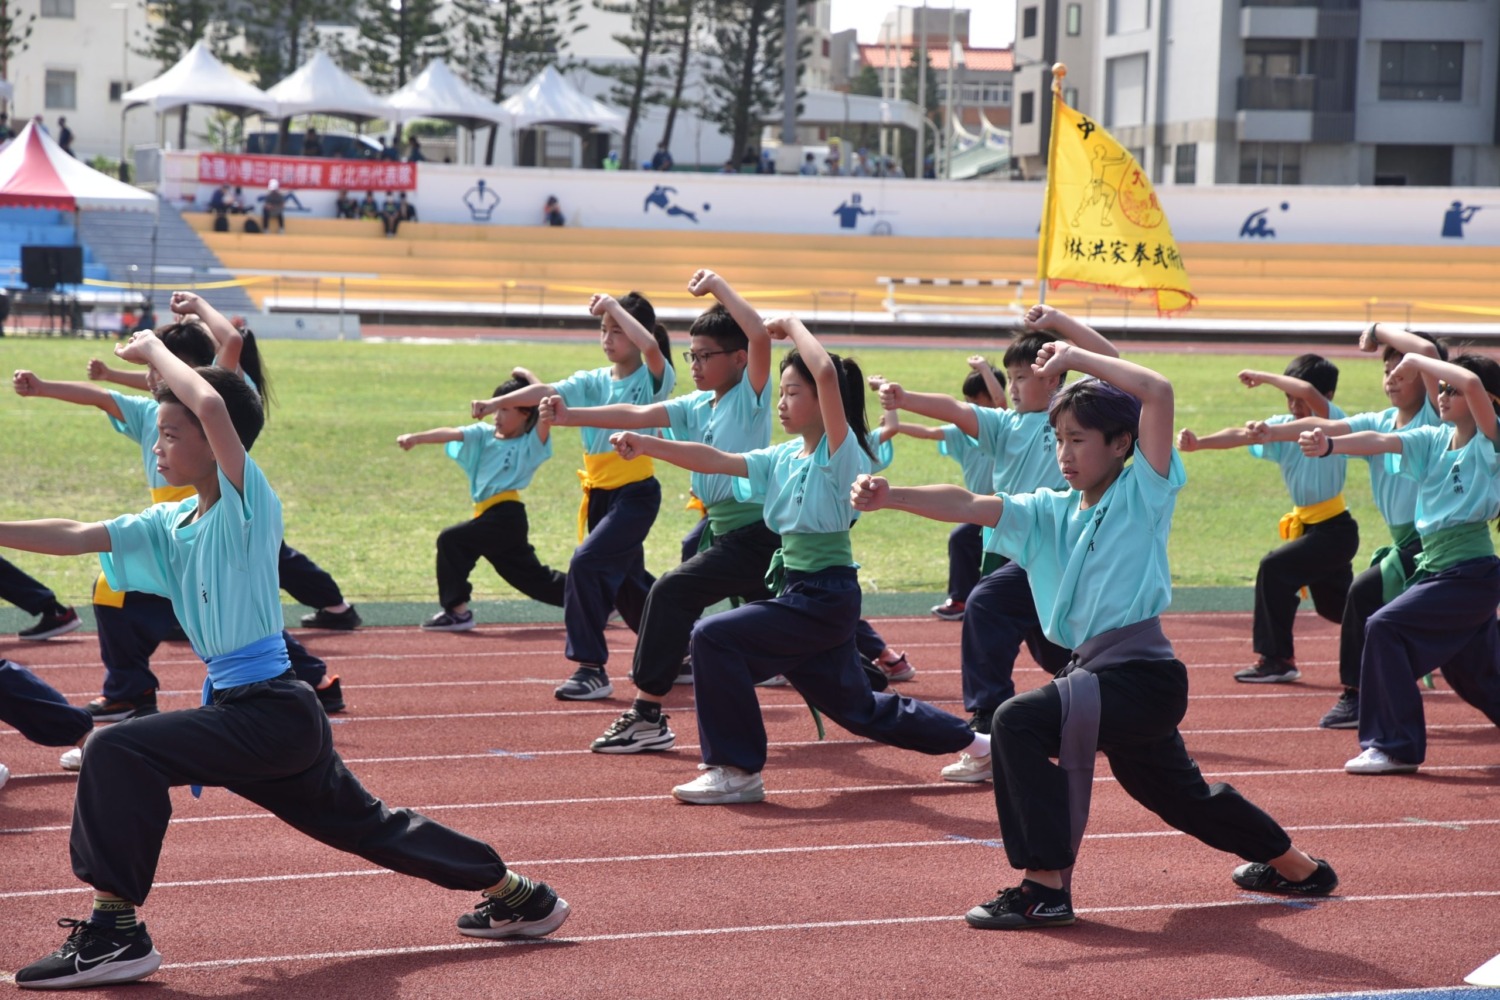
[4, 276, 1500, 988]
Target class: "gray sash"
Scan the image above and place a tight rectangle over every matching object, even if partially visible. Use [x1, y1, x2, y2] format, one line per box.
[1052, 617, 1174, 887]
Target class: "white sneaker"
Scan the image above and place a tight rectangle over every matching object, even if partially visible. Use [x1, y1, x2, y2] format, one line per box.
[1345, 747, 1418, 775]
[60, 748, 83, 772]
[754, 674, 789, 688]
[0, 762, 9, 791]
[941, 753, 992, 783]
[672, 764, 765, 804]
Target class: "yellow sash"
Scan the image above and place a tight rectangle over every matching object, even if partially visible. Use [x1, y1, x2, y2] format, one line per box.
[686, 494, 707, 517]
[473, 490, 521, 519]
[576, 451, 655, 540]
[95, 485, 200, 607]
[1278, 494, 1347, 541]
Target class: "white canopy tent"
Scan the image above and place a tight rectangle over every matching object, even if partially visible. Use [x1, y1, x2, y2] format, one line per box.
[121, 41, 278, 118]
[387, 60, 510, 132]
[265, 50, 393, 124]
[501, 66, 626, 132]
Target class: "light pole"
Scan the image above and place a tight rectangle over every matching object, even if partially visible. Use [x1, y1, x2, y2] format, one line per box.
[110, 2, 129, 175]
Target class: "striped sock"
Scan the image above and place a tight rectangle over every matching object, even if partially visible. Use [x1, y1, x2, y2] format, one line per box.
[484, 871, 536, 909]
[91, 894, 138, 935]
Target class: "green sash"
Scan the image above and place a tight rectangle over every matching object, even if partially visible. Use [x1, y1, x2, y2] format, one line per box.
[764, 531, 854, 596]
[1411, 521, 1495, 585]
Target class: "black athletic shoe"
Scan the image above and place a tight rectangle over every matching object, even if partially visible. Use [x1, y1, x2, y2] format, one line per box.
[591, 709, 675, 754]
[316, 676, 346, 715]
[1233, 657, 1301, 684]
[1232, 857, 1338, 897]
[85, 692, 158, 723]
[15, 918, 162, 990]
[1318, 690, 1359, 730]
[967, 709, 994, 736]
[18, 606, 82, 641]
[965, 881, 1076, 930]
[456, 883, 571, 940]
[299, 605, 362, 631]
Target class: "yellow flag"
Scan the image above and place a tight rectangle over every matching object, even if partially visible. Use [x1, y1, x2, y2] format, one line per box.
[1038, 90, 1195, 316]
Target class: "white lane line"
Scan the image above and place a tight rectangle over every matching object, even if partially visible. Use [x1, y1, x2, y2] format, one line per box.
[4, 820, 1499, 900]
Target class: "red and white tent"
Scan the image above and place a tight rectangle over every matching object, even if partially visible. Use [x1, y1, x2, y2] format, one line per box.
[0, 121, 158, 211]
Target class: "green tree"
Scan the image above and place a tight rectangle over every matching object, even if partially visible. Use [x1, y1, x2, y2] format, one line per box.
[592, 0, 665, 168]
[0, 0, 36, 114]
[356, 0, 446, 93]
[698, 0, 805, 167]
[656, 0, 697, 150]
[229, 0, 356, 151]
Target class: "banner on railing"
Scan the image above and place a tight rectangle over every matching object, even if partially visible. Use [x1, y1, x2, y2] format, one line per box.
[197, 154, 417, 192]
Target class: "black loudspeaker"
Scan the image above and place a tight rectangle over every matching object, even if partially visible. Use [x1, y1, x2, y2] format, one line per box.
[20, 246, 84, 289]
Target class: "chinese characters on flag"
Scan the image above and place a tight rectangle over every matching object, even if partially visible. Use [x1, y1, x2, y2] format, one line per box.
[198, 154, 417, 192]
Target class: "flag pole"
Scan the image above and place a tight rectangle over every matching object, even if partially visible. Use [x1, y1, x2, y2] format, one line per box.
[1035, 63, 1067, 306]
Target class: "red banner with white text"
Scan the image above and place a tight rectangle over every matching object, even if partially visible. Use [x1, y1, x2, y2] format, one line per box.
[197, 153, 417, 192]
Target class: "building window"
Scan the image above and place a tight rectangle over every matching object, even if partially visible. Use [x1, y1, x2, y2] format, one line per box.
[1174, 143, 1197, 184]
[45, 70, 77, 110]
[40, 0, 74, 15]
[1239, 142, 1302, 184]
[1019, 91, 1035, 125]
[109, 81, 132, 103]
[1379, 41, 1462, 101]
[1105, 53, 1148, 128]
[1066, 4, 1082, 36]
[1022, 7, 1038, 38]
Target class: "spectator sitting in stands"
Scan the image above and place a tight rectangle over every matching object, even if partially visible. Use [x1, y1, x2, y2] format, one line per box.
[799, 152, 818, 176]
[229, 187, 247, 214]
[719, 160, 736, 174]
[381, 192, 402, 237]
[760, 149, 775, 174]
[407, 135, 425, 163]
[544, 195, 565, 227]
[850, 149, 871, 177]
[335, 190, 358, 220]
[359, 191, 380, 220]
[649, 141, 673, 172]
[304, 127, 323, 157]
[398, 193, 417, 224]
[207, 184, 229, 215]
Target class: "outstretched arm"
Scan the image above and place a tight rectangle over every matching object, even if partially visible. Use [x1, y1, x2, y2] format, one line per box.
[767, 316, 848, 453]
[397, 427, 464, 450]
[895, 422, 947, 441]
[609, 432, 748, 477]
[850, 476, 1003, 527]
[13, 371, 124, 421]
[1298, 428, 1403, 458]
[116, 330, 247, 491]
[1036, 342, 1173, 476]
[689, 269, 771, 396]
[591, 293, 666, 382]
[88, 358, 150, 390]
[1244, 415, 1351, 445]
[539, 395, 669, 430]
[1025, 304, 1119, 358]
[878, 382, 979, 438]
[473, 381, 555, 419]
[0, 519, 112, 555]
[1238, 369, 1331, 418]
[1177, 426, 1256, 453]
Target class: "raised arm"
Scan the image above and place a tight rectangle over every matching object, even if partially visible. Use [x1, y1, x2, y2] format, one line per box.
[591, 293, 666, 382]
[689, 269, 771, 395]
[1239, 370, 1331, 418]
[397, 427, 465, 450]
[1393, 353, 1499, 443]
[1025, 304, 1119, 358]
[170, 291, 243, 373]
[767, 316, 846, 453]
[539, 395, 669, 430]
[88, 358, 149, 390]
[1036, 342, 1173, 476]
[966, 355, 1008, 408]
[117, 330, 246, 491]
[878, 382, 979, 438]
[13, 370, 124, 421]
[850, 476, 1004, 527]
[0, 519, 112, 556]
[1363, 323, 1443, 404]
[609, 432, 748, 478]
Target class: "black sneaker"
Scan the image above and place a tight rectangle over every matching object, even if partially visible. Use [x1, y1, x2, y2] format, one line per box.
[456, 883, 570, 940]
[421, 609, 476, 632]
[554, 666, 612, 701]
[965, 881, 1076, 930]
[85, 692, 158, 723]
[1233, 657, 1302, 684]
[967, 709, 994, 736]
[1318, 690, 1359, 730]
[300, 605, 362, 631]
[1232, 857, 1338, 896]
[18, 606, 82, 641]
[316, 676, 346, 714]
[591, 709, 675, 754]
[14, 918, 162, 989]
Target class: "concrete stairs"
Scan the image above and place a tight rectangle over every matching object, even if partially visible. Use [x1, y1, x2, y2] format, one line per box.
[78, 201, 256, 317]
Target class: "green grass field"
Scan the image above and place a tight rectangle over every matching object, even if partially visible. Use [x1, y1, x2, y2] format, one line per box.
[0, 336, 1397, 610]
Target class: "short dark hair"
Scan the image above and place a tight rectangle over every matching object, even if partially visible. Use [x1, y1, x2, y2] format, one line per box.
[156, 321, 217, 367]
[1453, 353, 1500, 419]
[153, 366, 264, 451]
[1003, 332, 1058, 369]
[1285, 353, 1339, 398]
[962, 365, 1006, 400]
[1047, 377, 1142, 449]
[493, 373, 540, 433]
[688, 303, 748, 353]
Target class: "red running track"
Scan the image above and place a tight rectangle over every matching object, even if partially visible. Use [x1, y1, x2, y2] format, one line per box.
[2, 613, 1497, 999]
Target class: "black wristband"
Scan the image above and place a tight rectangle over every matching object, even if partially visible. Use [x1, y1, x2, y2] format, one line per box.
[1323, 437, 1335, 457]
